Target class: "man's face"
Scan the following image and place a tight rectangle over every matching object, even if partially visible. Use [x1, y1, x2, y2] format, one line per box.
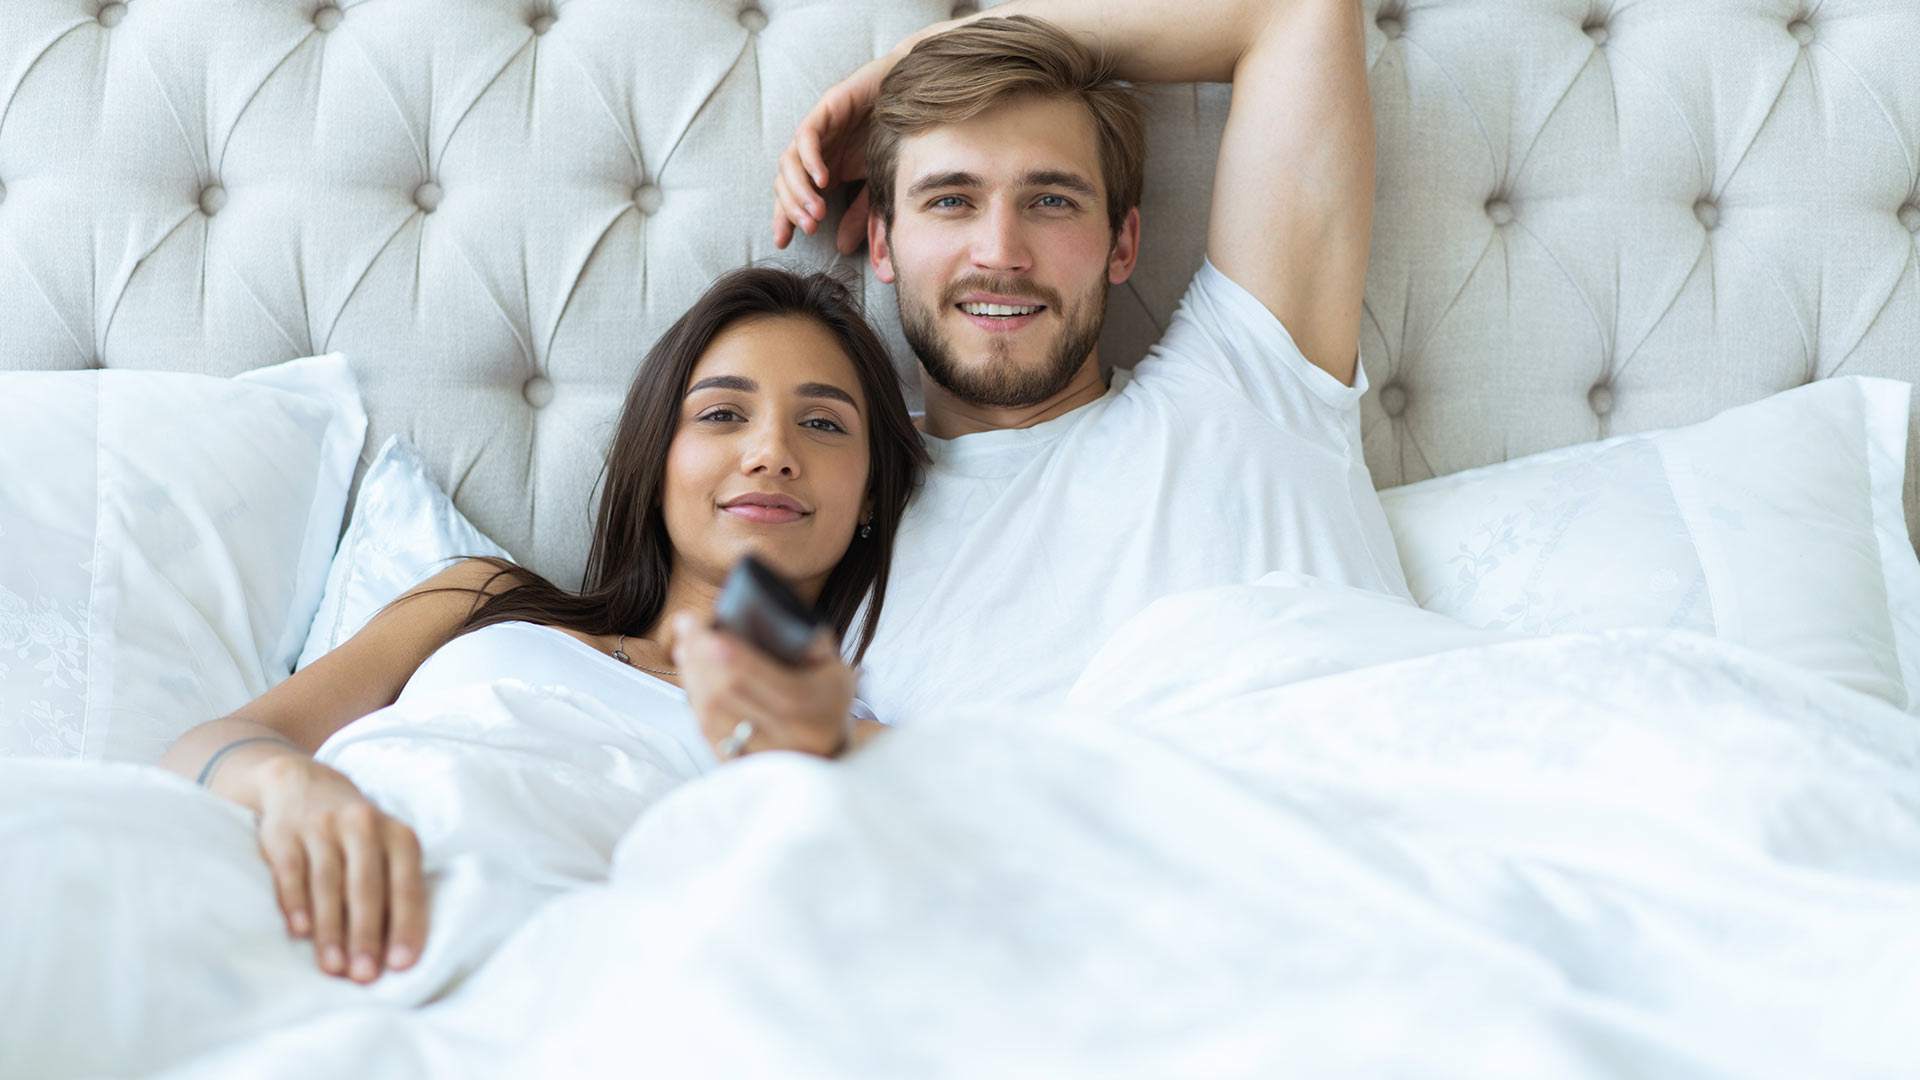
[870, 95, 1139, 410]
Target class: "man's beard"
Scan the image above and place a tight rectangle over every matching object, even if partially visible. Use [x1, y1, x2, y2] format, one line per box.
[898, 270, 1107, 410]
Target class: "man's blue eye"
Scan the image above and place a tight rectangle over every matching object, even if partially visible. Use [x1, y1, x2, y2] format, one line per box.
[1037, 195, 1070, 208]
[933, 196, 966, 209]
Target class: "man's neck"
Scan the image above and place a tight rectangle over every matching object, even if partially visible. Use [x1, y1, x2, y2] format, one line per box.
[919, 353, 1108, 439]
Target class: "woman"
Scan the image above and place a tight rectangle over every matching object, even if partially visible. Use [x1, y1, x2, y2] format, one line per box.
[158, 266, 928, 987]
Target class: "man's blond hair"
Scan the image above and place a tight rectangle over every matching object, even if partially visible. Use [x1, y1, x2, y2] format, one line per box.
[867, 16, 1146, 237]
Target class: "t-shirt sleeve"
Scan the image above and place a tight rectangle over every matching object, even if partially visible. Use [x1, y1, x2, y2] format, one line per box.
[1132, 257, 1368, 452]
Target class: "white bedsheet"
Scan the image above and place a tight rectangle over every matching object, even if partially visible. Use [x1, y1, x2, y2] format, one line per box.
[5, 575, 1918, 1079]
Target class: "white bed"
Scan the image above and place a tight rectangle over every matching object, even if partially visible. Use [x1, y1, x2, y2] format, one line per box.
[3, 0, 1919, 1076]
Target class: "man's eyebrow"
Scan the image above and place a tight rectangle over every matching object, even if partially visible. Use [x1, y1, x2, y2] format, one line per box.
[1018, 169, 1098, 198]
[686, 375, 756, 395]
[906, 170, 984, 198]
[798, 382, 859, 411]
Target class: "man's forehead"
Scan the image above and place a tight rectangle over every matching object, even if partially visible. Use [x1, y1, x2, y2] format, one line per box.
[896, 97, 1103, 191]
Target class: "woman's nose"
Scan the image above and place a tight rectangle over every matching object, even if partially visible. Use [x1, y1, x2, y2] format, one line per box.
[740, 419, 798, 476]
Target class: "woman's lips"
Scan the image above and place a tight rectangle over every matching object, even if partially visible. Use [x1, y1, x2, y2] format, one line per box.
[722, 504, 808, 524]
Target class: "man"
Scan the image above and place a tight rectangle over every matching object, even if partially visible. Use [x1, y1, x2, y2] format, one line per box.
[770, 1, 1409, 724]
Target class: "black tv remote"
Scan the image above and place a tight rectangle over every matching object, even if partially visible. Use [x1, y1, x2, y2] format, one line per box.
[711, 555, 827, 667]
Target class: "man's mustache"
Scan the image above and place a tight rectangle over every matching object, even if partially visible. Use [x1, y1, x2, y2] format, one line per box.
[940, 275, 1063, 310]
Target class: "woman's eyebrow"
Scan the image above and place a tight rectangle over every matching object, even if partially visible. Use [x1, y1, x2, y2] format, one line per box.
[688, 374, 857, 412]
[798, 382, 858, 411]
[686, 375, 756, 396]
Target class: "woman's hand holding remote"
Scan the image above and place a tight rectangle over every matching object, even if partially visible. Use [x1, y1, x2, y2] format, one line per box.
[672, 613, 856, 761]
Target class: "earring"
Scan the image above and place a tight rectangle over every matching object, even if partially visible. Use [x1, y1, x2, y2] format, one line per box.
[859, 516, 872, 540]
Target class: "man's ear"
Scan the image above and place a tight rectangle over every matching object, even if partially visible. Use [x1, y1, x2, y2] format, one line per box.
[1107, 206, 1142, 285]
[869, 212, 896, 284]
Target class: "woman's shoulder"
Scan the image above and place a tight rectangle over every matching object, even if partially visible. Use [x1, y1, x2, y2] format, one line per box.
[416, 557, 528, 597]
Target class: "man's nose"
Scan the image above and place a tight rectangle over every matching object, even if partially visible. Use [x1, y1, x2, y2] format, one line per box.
[970, 200, 1033, 275]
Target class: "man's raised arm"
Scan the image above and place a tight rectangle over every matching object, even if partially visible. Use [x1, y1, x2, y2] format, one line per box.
[771, 0, 1374, 386]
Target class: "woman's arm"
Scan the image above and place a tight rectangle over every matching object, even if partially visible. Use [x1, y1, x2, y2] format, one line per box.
[158, 558, 515, 797]
[155, 558, 512, 983]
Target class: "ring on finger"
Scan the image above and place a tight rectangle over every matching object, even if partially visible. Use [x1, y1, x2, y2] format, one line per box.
[718, 720, 754, 760]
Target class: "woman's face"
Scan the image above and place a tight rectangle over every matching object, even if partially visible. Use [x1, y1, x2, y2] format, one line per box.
[662, 314, 873, 602]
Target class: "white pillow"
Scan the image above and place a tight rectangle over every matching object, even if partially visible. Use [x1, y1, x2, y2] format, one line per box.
[295, 434, 511, 669]
[1380, 376, 1920, 710]
[0, 355, 366, 762]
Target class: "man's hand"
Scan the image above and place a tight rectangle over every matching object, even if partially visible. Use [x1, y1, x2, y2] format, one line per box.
[772, 53, 896, 254]
[672, 614, 858, 759]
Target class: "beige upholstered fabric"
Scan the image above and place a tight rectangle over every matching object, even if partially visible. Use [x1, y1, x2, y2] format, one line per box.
[2, 0, 1916, 588]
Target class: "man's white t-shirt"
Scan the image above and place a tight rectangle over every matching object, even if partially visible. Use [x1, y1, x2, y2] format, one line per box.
[859, 258, 1412, 725]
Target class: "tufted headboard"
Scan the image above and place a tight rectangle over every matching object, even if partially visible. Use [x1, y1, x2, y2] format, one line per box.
[3, 0, 1917, 589]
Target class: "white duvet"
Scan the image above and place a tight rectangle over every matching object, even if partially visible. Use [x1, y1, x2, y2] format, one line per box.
[4, 574, 1918, 1079]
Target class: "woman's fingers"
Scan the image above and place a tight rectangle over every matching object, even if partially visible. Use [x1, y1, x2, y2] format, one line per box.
[675, 615, 854, 758]
[260, 828, 311, 938]
[703, 637, 849, 754]
[338, 803, 388, 983]
[303, 832, 348, 976]
[383, 821, 428, 971]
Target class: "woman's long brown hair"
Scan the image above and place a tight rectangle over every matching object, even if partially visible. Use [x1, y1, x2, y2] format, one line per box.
[439, 266, 927, 664]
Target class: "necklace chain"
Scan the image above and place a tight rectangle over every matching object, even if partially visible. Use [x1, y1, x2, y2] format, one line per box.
[613, 634, 679, 677]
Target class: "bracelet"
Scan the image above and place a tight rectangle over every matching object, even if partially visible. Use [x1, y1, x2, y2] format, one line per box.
[196, 735, 298, 787]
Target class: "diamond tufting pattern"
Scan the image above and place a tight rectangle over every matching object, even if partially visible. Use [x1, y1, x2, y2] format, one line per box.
[1, 0, 1916, 585]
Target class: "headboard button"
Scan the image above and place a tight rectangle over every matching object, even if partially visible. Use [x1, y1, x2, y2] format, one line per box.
[530, 13, 555, 35]
[1485, 198, 1514, 226]
[313, 5, 342, 32]
[1588, 384, 1615, 416]
[738, 6, 768, 31]
[1788, 19, 1814, 45]
[414, 182, 442, 213]
[1583, 22, 1609, 46]
[1379, 383, 1408, 418]
[1694, 198, 1719, 230]
[1900, 203, 1920, 233]
[199, 185, 227, 216]
[523, 376, 554, 409]
[633, 183, 663, 216]
[97, 3, 125, 28]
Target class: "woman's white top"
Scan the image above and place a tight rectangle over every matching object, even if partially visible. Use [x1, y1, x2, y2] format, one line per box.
[397, 621, 712, 767]
[397, 620, 879, 769]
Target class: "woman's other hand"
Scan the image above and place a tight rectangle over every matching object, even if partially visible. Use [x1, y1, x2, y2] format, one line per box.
[672, 614, 856, 760]
[252, 755, 427, 984]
